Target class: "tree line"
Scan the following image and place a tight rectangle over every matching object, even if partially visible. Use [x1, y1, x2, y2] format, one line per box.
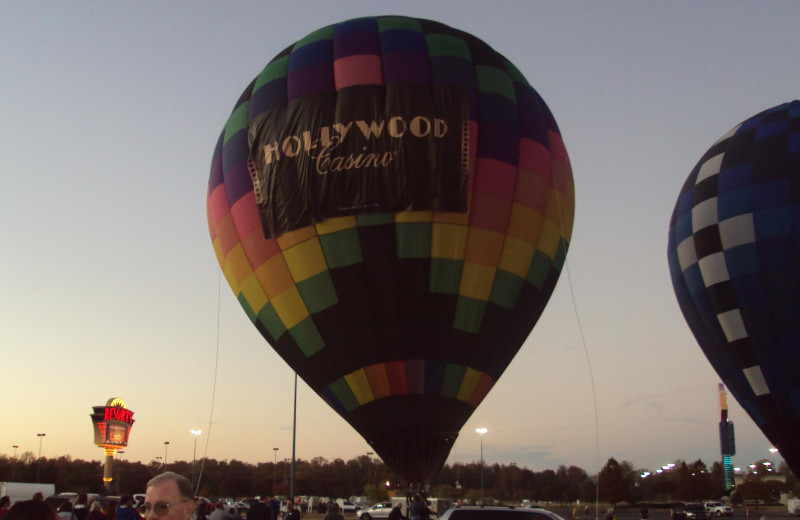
[0, 452, 795, 506]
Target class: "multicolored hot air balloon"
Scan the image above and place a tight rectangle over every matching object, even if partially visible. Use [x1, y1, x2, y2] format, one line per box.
[668, 100, 800, 476]
[207, 16, 574, 484]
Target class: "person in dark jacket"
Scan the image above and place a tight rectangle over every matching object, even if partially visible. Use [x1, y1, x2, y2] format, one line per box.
[6, 500, 57, 520]
[116, 497, 141, 520]
[322, 503, 343, 520]
[267, 499, 279, 520]
[388, 503, 406, 520]
[408, 497, 430, 520]
[73, 496, 89, 520]
[0, 497, 11, 520]
[245, 498, 268, 520]
[283, 502, 299, 520]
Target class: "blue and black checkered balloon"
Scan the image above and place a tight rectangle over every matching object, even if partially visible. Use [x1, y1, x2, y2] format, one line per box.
[668, 100, 800, 475]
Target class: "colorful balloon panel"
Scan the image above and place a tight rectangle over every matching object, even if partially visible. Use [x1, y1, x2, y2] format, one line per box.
[208, 16, 574, 483]
[668, 100, 800, 475]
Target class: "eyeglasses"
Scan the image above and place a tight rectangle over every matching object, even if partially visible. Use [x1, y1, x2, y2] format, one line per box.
[142, 501, 190, 517]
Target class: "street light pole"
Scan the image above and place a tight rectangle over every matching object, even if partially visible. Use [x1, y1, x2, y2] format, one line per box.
[475, 428, 487, 504]
[510, 462, 517, 500]
[163, 441, 170, 470]
[36, 433, 46, 483]
[12, 445, 18, 481]
[273, 448, 279, 494]
[191, 430, 202, 488]
[366, 452, 376, 488]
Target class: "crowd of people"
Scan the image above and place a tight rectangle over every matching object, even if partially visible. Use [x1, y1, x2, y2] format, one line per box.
[0, 491, 145, 520]
[0, 473, 424, 520]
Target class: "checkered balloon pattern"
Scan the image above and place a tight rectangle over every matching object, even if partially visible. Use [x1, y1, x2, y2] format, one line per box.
[668, 100, 800, 474]
[207, 16, 574, 483]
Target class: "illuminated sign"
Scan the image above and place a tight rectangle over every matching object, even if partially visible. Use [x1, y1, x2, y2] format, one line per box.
[104, 407, 134, 424]
[90, 396, 135, 450]
[106, 424, 128, 446]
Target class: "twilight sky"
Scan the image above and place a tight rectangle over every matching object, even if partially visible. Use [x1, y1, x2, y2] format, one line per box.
[2, 2, 798, 479]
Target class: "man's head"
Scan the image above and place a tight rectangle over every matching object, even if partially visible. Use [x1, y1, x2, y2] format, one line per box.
[286, 501, 294, 510]
[144, 472, 195, 520]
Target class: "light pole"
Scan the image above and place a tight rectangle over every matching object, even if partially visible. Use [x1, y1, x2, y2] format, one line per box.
[116, 451, 125, 495]
[163, 441, 170, 470]
[476, 428, 487, 504]
[12, 445, 18, 481]
[366, 452, 377, 487]
[191, 430, 202, 487]
[36, 433, 46, 483]
[273, 448, 279, 494]
[510, 462, 517, 500]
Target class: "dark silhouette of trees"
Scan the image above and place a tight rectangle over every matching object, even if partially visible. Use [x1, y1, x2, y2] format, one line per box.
[0, 452, 792, 505]
[597, 458, 636, 505]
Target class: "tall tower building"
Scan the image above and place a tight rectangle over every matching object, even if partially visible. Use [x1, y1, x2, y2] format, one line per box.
[718, 383, 736, 490]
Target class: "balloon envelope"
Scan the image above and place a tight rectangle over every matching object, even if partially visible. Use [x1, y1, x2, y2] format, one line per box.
[207, 16, 574, 484]
[668, 100, 800, 475]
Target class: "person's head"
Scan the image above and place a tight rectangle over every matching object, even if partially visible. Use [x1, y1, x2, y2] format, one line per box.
[32, 494, 44, 502]
[144, 472, 195, 520]
[103, 501, 118, 518]
[120, 497, 132, 507]
[0, 497, 11, 509]
[285, 501, 294, 510]
[6, 500, 57, 520]
[90, 503, 103, 513]
[75, 495, 88, 507]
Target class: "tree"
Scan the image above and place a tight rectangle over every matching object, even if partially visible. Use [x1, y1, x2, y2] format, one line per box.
[598, 458, 636, 505]
[363, 484, 389, 503]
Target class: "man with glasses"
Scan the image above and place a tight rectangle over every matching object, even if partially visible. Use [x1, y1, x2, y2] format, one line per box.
[142, 472, 195, 520]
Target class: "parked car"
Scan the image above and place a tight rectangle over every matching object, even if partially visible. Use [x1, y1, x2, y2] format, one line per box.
[44, 494, 77, 511]
[337, 499, 359, 513]
[704, 502, 733, 517]
[672, 503, 710, 520]
[359, 502, 394, 520]
[438, 505, 566, 520]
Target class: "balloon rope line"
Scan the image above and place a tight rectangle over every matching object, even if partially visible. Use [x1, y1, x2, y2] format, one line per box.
[553, 170, 600, 519]
[562, 254, 600, 517]
[195, 268, 223, 496]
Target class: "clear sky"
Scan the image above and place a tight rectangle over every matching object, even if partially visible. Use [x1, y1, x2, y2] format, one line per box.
[2, 2, 798, 479]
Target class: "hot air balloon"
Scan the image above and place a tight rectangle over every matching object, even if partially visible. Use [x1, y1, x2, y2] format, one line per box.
[207, 16, 575, 484]
[668, 100, 800, 476]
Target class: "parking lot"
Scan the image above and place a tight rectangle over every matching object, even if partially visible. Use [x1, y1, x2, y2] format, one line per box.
[302, 505, 788, 520]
